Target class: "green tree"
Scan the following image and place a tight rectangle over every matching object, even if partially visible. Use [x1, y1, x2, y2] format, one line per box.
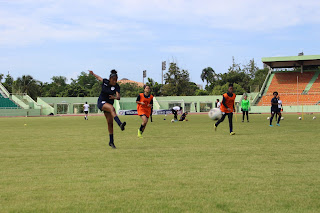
[195, 89, 209, 96]
[13, 75, 41, 99]
[243, 59, 259, 78]
[2, 74, 14, 93]
[211, 82, 245, 95]
[162, 63, 195, 96]
[200, 67, 215, 87]
[146, 78, 162, 96]
[0, 73, 3, 82]
[119, 83, 143, 97]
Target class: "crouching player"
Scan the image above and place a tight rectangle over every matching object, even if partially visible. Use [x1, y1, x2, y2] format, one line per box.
[179, 112, 188, 121]
[136, 85, 153, 138]
[171, 106, 182, 121]
[214, 83, 236, 135]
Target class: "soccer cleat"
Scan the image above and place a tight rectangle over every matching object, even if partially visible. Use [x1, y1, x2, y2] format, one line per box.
[120, 122, 126, 131]
[276, 123, 280, 126]
[230, 132, 235, 135]
[109, 142, 116, 149]
[137, 129, 143, 138]
[84, 117, 86, 120]
[214, 124, 217, 131]
[269, 125, 273, 127]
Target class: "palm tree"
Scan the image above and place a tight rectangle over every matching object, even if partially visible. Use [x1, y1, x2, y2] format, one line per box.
[201, 67, 215, 86]
[13, 75, 40, 99]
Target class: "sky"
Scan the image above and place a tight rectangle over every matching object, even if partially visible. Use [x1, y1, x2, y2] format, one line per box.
[0, 0, 320, 86]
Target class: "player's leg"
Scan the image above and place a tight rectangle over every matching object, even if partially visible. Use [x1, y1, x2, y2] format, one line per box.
[270, 111, 275, 126]
[242, 111, 245, 122]
[215, 113, 227, 130]
[246, 111, 249, 122]
[104, 112, 116, 149]
[138, 115, 148, 138]
[277, 111, 282, 125]
[228, 113, 235, 135]
[102, 103, 126, 131]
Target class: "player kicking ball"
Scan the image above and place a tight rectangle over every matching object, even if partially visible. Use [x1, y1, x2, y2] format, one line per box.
[89, 69, 126, 149]
[270, 91, 281, 127]
[214, 83, 236, 135]
[136, 85, 154, 138]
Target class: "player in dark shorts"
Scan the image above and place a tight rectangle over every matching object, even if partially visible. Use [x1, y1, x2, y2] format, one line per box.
[89, 69, 126, 149]
[171, 106, 182, 120]
[179, 112, 188, 121]
[269, 91, 281, 127]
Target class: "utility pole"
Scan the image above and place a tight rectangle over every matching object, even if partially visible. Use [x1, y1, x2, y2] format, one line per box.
[162, 61, 166, 85]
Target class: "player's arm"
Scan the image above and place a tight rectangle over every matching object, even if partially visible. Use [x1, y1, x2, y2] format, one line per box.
[136, 95, 145, 105]
[88, 70, 103, 82]
[148, 99, 153, 108]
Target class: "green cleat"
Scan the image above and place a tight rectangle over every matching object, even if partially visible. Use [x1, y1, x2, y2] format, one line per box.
[137, 129, 143, 138]
[214, 124, 217, 131]
[230, 132, 235, 136]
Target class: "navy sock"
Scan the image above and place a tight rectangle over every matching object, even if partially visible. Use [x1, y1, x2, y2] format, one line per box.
[270, 117, 273, 125]
[114, 116, 122, 126]
[109, 134, 114, 143]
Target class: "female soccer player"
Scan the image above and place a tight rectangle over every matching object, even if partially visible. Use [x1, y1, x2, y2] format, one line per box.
[241, 95, 250, 122]
[214, 83, 236, 135]
[89, 69, 126, 149]
[136, 85, 153, 138]
[270, 91, 281, 127]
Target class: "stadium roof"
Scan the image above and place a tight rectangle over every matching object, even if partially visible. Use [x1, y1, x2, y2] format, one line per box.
[262, 55, 320, 69]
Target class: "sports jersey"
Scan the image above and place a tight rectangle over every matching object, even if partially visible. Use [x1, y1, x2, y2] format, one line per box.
[271, 97, 278, 110]
[83, 104, 89, 112]
[216, 102, 221, 108]
[278, 100, 282, 109]
[220, 92, 236, 113]
[98, 79, 120, 104]
[241, 99, 250, 111]
[137, 93, 154, 117]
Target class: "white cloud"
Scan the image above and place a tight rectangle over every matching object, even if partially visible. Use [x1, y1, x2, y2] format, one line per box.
[0, 0, 319, 46]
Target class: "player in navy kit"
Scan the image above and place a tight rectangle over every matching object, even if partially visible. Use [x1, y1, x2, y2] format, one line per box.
[269, 91, 281, 127]
[89, 69, 126, 149]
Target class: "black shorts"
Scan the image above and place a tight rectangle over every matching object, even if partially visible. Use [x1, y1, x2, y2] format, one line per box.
[271, 108, 279, 114]
[84, 111, 88, 114]
[140, 114, 149, 118]
[97, 100, 113, 111]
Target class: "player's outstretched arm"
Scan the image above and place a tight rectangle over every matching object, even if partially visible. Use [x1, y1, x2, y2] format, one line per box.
[88, 70, 103, 82]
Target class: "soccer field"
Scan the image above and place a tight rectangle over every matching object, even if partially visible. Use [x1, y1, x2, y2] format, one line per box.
[1, 114, 320, 212]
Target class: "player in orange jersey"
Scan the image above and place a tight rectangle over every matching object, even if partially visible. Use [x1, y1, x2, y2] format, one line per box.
[214, 83, 236, 135]
[136, 85, 154, 138]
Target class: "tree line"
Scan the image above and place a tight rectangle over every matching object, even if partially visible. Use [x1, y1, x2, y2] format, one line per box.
[0, 58, 268, 100]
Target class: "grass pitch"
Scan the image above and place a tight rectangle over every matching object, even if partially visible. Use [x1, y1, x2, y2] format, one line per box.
[1, 114, 320, 212]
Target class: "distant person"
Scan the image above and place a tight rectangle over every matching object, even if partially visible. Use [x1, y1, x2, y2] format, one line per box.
[269, 91, 281, 127]
[171, 106, 182, 121]
[241, 95, 250, 122]
[216, 99, 221, 108]
[89, 69, 126, 149]
[179, 112, 188, 121]
[214, 83, 236, 135]
[136, 85, 153, 138]
[83, 102, 90, 120]
[275, 96, 283, 120]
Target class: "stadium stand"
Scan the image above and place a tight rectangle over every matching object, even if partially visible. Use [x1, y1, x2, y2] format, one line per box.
[258, 71, 320, 106]
[0, 96, 20, 108]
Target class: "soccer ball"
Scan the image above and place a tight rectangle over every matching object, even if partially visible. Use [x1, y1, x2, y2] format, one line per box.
[281, 117, 284, 120]
[267, 117, 270, 120]
[208, 108, 222, 120]
[298, 117, 302, 120]
[171, 119, 175, 123]
[313, 116, 316, 120]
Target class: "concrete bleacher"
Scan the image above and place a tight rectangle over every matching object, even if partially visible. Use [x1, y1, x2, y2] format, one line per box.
[258, 71, 320, 106]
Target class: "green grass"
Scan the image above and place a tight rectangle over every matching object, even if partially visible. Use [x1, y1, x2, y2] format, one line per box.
[1, 114, 320, 212]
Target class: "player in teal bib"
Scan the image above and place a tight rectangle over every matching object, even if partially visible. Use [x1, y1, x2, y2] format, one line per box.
[241, 95, 250, 122]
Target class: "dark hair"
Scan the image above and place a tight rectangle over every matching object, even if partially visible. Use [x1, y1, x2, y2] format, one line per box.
[109, 69, 118, 79]
[180, 107, 183, 110]
[144, 85, 150, 89]
[273, 91, 278, 95]
[85, 102, 87, 104]
[217, 99, 219, 101]
[229, 83, 233, 88]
